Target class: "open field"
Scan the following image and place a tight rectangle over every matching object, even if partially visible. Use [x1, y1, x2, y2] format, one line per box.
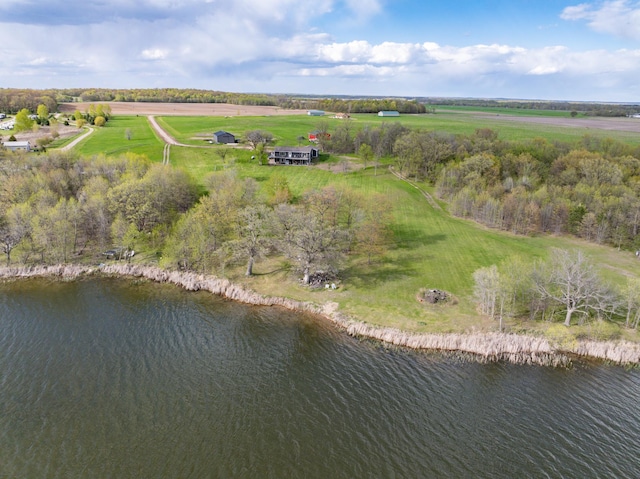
[71, 116, 165, 159]
[157, 112, 640, 146]
[59, 102, 308, 117]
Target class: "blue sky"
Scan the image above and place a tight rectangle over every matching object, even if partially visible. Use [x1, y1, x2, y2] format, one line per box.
[1, 0, 639, 101]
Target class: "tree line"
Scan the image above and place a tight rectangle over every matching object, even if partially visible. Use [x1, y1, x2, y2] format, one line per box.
[423, 98, 640, 117]
[0, 151, 392, 285]
[376, 126, 640, 251]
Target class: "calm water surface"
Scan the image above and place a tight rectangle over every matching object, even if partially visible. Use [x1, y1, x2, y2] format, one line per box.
[0, 278, 639, 478]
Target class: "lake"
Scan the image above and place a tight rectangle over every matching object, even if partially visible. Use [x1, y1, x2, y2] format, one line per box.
[0, 278, 638, 478]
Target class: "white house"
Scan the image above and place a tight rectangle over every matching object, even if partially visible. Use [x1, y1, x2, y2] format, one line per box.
[2, 141, 31, 152]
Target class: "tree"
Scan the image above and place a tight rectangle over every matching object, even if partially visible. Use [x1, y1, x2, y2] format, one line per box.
[76, 118, 86, 129]
[621, 278, 640, 329]
[94, 116, 106, 127]
[532, 249, 616, 326]
[37, 104, 49, 121]
[359, 143, 373, 170]
[0, 213, 26, 266]
[245, 130, 273, 150]
[233, 205, 273, 276]
[13, 109, 34, 132]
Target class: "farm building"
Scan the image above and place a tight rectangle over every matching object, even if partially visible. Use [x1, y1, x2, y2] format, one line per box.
[269, 146, 319, 165]
[378, 110, 400, 117]
[213, 130, 235, 144]
[308, 130, 330, 142]
[2, 141, 31, 152]
[307, 110, 325, 116]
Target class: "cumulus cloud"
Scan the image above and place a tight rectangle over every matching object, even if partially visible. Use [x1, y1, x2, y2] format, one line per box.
[1, 0, 640, 100]
[561, 0, 640, 40]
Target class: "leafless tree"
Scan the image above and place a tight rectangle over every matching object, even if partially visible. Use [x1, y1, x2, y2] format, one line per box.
[532, 248, 617, 326]
[245, 130, 273, 150]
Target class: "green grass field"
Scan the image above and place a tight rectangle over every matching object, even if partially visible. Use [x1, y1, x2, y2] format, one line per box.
[72, 116, 165, 160]
[158, 111, 640, 147]
[168, 140, 640, 333]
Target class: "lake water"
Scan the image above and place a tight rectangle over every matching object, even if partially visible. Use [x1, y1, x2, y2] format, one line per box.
[0, 278, 639, 478]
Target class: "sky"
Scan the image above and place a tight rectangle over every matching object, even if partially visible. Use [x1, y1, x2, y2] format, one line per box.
[1, 0, 640, 101]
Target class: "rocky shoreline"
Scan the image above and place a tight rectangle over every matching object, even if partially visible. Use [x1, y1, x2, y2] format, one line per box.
[1, 263, 639, 367]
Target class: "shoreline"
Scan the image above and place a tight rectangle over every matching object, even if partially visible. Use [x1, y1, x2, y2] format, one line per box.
[1, 263, 639, 367]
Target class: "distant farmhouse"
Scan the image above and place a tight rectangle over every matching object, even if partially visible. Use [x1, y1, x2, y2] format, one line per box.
[308, 130, 330, 142]
[2, 141, 31, 152]
[378, 110, 400, 117]
[213, 130, 235, 144]
[307, 110, 325, 116]
[269, 146, 319, 165]
[332, 113, 350, 119]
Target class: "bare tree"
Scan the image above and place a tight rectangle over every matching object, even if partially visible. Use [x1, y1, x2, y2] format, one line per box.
[532, 249, 616, 326]
[245, 130, 273, 150]
[233, 205, 273, 276]
[274, 193, 346, 285]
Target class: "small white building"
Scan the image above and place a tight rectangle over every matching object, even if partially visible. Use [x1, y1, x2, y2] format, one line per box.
[378, 110, 400, 117]
[2, 141, 31, 152]
[307, 110, 325, 116]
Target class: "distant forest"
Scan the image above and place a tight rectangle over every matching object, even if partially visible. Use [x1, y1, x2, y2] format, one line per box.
[2, 88, 637, 116]
[423, 98, 640, 117]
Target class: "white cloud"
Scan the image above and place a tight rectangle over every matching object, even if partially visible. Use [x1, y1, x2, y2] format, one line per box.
[141, 49, 169, 60]
[1, 0, 640, 100]
[561, 0, 640, 40]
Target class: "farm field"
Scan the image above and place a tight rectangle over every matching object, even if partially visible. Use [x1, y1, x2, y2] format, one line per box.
[157, 111, 640, 146]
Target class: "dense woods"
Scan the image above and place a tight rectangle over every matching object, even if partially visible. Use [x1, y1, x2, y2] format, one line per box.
[378, 127, 640, 251]
[0, 150, 390, 285]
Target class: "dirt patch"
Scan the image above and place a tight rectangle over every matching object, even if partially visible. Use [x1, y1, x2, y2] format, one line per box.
[315, 156, 364, 173]
[469, 112, 640, 134]
[59, 102, 309, 117]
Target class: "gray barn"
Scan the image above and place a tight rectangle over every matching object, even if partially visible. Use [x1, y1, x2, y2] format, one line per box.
[213, 130, 235, 144]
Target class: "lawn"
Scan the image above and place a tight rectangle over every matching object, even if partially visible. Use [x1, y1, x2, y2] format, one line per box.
[169, 141, 640, 333]
[73, 116, 165, 160]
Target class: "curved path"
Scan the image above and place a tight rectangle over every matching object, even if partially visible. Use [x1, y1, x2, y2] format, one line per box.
[148, 115, 181, 146]
[389, 167, 442, 211]
[59, 127, 94, 151]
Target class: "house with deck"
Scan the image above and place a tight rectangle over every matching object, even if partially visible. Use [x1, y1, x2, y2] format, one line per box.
[269, 146, 319, 165]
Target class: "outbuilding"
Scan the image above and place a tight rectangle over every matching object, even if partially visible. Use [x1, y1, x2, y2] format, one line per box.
[2, 140, 31, 152]
[213, 130, 236, 144]
[378, 110, 400, 117]
[307, 110, 325, 116]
